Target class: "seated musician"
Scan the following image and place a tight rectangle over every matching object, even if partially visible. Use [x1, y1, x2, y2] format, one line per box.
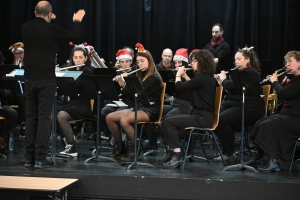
[101, 49, 135, 145]
[156, 48, 175, 70]
[157, 48, 193, 164]
[213, 46, 265, 162]
[0, 89, 18, 154]
[106, 43, 162, 161]
[56, 45, 94, 157]
[8, 42, 26, 138]
[159, 49, 216, 168]
[245, 51, 300, 172]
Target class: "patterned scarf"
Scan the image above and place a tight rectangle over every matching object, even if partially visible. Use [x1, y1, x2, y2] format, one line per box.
[210, 37, 224, 53]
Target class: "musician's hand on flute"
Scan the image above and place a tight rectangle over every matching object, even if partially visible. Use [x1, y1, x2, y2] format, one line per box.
[176, 67, 186, 76]
[73, 9, 85, 22]
[269, 73, 278, 83]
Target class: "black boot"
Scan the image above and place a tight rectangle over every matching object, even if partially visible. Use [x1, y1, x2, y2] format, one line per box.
[163, 152, 182, 169]
[258, 158, 280, 172]
[244, 145, 264, 167]
[158, 149, 174, 165]
[110, 141, 127, 158]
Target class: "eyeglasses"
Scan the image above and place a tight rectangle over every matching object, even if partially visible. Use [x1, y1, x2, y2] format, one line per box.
[119, 60, 130, 64]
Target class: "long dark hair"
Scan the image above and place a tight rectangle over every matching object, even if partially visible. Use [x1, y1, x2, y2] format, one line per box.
[136, 50, 162, 82]
[189, 49, 216, 75]
[236, 49, 261, 72]
[69, 47, 92, 71]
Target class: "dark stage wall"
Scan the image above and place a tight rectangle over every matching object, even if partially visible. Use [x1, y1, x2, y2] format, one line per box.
[1, 0, 300, 73]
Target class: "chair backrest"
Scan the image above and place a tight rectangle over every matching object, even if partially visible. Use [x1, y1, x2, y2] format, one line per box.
[262, 85, 271, 117]
[156, 82, 166, 122]
[211, 86, 223, 130]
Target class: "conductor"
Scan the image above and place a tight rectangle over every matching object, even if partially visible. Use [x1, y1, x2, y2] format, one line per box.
[22, 1, 85, 168]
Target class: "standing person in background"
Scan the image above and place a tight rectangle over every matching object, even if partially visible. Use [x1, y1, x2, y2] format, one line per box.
[204, 23, 230, 73]
[156, 48, 174, 70]
[22, 0, 85, 168]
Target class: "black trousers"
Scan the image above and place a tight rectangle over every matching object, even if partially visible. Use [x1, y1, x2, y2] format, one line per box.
[24, 79, 56, 162]
[0, 105, 18, 143]
[214, 106, 265, 156]
[161, 109, 213, 149]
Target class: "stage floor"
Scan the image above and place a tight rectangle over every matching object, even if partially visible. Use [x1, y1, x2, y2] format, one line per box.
[1, 131, 300, 200]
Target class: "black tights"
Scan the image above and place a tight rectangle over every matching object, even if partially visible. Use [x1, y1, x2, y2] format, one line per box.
[57, 111, 74, 144]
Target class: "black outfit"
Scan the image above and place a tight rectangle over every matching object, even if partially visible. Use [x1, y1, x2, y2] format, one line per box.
[253, 75, 300, 162]
[204, 41, 230, 73]
[214, 67, 265, 156]
[122, 72, 163, 121]
[161, 73, 216, 149]
[156, 61, 175, 70]
[0, 89, 18, 150]
[22, 17, 81, 162]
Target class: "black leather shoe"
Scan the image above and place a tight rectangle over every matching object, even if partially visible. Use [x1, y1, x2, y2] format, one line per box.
[244, 156, 263, 167]
[163, 153, 182, 169]
[34, 159, 54, 169]
[158, 150, 173, 165]
[24, 160, 35, 168]
[258, 158, 280, 172]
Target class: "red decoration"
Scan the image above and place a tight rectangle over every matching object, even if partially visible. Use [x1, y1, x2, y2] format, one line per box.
[69, 42, 73, 46]
[84, 42, 88, 46]
[135, 43, 146, 53]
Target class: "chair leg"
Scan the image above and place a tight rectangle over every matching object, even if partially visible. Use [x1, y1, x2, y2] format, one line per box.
[211, 131, 226, 166]
[197, 134, 209, 164]
[80, 122, 85, 157]
[289, 142, 297, 173]
[181, 129, 193, 170]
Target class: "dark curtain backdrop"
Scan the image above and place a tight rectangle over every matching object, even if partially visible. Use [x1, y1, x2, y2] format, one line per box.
[1, 0, 300, 74]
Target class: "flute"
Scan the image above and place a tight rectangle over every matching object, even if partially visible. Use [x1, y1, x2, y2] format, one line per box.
[116, 67, 132, 72]
[58, 64, 85, 71]
[173, 68, 193, 71]
[260, 69, 292, 85]
[215, 66, 241, 79]
[112, 66, 147, 81]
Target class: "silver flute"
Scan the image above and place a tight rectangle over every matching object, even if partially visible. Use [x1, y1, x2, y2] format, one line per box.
[58, 64, 85, 71]
[112, 66, 147, 81]
[116, 67, 132, 72]
[260, 68, 292, 85]
[215, 66, 241, 79]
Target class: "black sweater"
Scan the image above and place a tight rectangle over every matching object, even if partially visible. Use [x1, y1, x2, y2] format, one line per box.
[22, 17, 81, 79]
[273, 75, 300, 111]
[222, 67, 264, 112]
[204, 41, 230, 73]
[175, 73, 216, 113]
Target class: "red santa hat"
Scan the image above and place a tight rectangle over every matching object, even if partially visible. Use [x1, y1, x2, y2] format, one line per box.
[173, 48, 188, 63]
[116, 49, 132, 61]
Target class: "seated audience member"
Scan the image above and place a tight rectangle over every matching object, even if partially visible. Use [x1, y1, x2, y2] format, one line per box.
[160, 49, 216, 168]
[245, 51, 300, 172]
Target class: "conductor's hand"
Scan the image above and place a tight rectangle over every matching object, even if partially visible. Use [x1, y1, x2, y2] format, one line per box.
[73, 10, 85, 22]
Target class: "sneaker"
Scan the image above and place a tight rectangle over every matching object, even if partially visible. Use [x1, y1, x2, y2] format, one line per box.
[213, 154, 235, 162]
[59, 144, 78, 157]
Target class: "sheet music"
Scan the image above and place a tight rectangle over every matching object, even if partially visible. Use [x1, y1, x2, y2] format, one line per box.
[107, 101, 128, 108]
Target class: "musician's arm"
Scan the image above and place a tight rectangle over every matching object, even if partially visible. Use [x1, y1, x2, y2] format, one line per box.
[142, 74, 162, 95]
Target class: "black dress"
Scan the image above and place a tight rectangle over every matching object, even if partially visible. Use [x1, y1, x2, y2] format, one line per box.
[254, 75, 300, 162]
[57, 68, 94, 120]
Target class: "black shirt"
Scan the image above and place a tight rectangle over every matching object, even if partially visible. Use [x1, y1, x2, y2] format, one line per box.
[22, 17, 81, 79]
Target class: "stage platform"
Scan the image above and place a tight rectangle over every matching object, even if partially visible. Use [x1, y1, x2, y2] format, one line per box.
[1, 131, 300, 200]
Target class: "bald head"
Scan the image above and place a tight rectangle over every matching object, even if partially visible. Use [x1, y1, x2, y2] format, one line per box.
[35, 1, 52, 17]
[161, 48, 173, 67]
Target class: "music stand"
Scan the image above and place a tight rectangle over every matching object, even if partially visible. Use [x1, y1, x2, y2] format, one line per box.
[80, 75, 119, 163]
[223, 70, 258, 172]
[122, 76, 156, 170]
